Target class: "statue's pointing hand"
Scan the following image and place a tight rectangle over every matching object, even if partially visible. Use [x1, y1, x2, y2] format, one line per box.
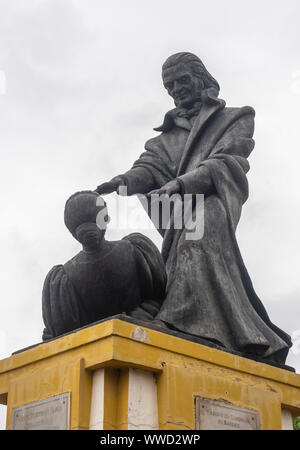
[147, 179, 181, 197]
[96, 176, 126, 195]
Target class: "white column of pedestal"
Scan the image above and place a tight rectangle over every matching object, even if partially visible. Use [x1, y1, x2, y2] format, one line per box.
[89, 368, 105, 430]
[128, 368, 158, 430]
[281, 408, 293, 430]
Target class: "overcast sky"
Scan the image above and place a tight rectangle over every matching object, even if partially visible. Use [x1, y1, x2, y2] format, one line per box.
[0, 0, 300, 428]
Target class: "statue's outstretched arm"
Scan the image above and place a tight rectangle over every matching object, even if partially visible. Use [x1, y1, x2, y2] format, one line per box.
[96, 166, 156, 196]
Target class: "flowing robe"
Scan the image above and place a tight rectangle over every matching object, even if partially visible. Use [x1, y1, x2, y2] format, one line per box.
[119, 92, 291, 363]
[42, 233, 166, 340]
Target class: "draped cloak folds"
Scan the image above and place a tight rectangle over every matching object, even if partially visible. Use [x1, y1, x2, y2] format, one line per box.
[119, 91, 292, 364]
[42, 233, 167, 341]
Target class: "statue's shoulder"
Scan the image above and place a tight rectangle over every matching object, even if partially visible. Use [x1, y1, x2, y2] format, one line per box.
[103, 238, 135, 257]
[45, 264, 64, 277]
[214, 105, 255, 133]
[64, 252, 84, 267]
[122, 232, 153, 246]
[43, 264, 65, 289]
[221, 105, 255, 119]
[144, 134, 164, 150]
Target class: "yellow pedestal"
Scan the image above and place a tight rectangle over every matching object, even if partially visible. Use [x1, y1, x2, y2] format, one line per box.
[0, 317, 299, 430]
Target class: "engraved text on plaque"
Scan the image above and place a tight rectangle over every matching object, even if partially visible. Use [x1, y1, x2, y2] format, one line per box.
[196, 397, 260, 430]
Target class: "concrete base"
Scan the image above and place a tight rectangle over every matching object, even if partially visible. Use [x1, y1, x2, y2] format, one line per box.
[0, 316, 299, 430]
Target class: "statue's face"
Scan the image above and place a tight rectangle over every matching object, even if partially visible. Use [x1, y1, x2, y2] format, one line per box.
[163, 63, 202, 108]
[75, 222, 104, 251]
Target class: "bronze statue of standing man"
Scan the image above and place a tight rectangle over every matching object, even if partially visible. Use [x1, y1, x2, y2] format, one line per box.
[96, 52, 292, 364]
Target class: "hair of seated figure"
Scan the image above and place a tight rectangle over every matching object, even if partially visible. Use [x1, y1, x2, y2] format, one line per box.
[64, 191, 108, 240]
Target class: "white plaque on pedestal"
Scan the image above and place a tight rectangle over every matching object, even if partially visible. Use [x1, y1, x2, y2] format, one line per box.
[12, 393, 70, 430]
[196, 397, 260, 430]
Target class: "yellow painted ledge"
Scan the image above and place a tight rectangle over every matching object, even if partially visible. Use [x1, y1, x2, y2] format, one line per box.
[0, 317, 298, 386]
